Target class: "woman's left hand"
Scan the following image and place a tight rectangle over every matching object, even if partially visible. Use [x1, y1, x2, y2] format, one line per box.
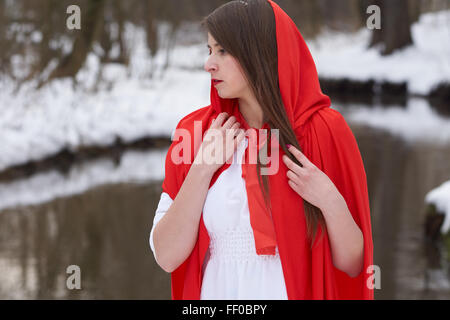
[282, 145, 342, 212]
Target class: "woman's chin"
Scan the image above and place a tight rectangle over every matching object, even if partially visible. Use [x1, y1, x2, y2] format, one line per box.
[217, 90, 229, 99]
[217, 90, 238, 100]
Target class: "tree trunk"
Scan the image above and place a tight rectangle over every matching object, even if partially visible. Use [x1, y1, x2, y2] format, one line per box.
[45, 0, 105, 84]
[145, 0, 158, 58]
[369, 0, 414, 55]
[319, 0, 363, 32]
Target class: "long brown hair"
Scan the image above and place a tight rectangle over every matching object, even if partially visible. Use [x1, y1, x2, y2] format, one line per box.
[201, 0, 326, 249]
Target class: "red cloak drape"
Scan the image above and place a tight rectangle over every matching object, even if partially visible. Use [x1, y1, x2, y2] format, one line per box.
[161, 0, 374, 300]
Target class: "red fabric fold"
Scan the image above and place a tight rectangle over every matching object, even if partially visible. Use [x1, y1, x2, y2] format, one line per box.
[240, 124, 277, 255]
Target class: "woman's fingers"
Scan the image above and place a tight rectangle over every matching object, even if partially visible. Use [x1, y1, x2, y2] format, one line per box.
[230, 122, 241, 130]
[226, 125, 242, 156]
[227, 122, 241, 137]
[222, 115, 238, 129]
[211, 112, 229, 128]
[211, 112, 242, 130]
[231, 129, 246, 158]
[235, 129, 246, 144]
[282, 154, 306, 176]
[205, 112, 247, 166]
[286, 145, 314, 169]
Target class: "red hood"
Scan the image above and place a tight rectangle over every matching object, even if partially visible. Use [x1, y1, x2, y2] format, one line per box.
[211, 0, 331, 135]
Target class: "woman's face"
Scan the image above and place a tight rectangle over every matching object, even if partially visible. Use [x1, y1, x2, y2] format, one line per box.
[204, 33, 249, 99]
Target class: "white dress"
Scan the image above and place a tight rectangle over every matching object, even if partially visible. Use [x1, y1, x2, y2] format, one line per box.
[149, 137, 288, 300]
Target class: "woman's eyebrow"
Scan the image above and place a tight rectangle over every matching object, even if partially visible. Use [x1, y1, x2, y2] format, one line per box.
[206, 43, 220, 48]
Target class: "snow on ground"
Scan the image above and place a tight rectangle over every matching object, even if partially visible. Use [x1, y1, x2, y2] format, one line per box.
[0, 147, 167, 211]
[425, 180, 450, 234]
[309, 10, 450, 96]
[0, 22, 211, 172]
[343, 97, 450, 145]
[0, 11, 448, 174]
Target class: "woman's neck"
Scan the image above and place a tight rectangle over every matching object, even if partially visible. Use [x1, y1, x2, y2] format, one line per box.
[238, 95, 264, 129]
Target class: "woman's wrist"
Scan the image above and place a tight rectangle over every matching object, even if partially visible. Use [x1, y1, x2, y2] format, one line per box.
[190, 162, 215, 180]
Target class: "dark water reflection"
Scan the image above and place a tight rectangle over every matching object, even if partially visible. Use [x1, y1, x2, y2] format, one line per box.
[1, 107, 450, 299]
[351, 123, 450, 299]
[0, 182, 171, 299]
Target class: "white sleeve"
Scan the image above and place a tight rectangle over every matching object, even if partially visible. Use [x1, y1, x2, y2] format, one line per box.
[149, 192, 174, 264]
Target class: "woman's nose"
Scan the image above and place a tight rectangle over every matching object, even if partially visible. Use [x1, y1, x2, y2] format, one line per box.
[204, 57, 217, 73]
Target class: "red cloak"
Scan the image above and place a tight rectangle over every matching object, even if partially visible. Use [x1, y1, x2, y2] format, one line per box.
[161, 0, 374, 300]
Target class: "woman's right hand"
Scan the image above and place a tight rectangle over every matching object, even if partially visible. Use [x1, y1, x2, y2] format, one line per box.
[193, 112, 246, 176]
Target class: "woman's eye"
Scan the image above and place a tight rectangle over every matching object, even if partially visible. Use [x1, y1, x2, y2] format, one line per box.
[207, 48, 226, 55]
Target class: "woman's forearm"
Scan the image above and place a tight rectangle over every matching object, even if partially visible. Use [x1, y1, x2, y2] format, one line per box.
[153, 164, 214, 273]
[321, 193, 364, 278]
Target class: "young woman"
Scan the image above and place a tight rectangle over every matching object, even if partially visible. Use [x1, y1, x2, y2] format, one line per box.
[150, 0, 374, 300]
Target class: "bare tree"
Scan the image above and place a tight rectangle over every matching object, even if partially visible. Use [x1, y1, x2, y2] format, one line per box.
[369, 0, 416, 55]
[319, 0, 364, 32]
[2, 0, 439, 86]
[44, 0, 105, 85]
[278, 0, 323, 38]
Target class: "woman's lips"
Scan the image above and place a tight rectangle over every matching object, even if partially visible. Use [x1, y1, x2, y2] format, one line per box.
[213, 80, 223, 86]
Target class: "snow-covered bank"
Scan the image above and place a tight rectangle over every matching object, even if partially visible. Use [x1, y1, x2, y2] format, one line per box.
[0, 10, 448, 175]
[425, 180, 450, 234]
[0, 148, 166, 211]
[309, 10, 450, 96]
[343, 97, 450, 145]
[0, 22, 211, 173]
